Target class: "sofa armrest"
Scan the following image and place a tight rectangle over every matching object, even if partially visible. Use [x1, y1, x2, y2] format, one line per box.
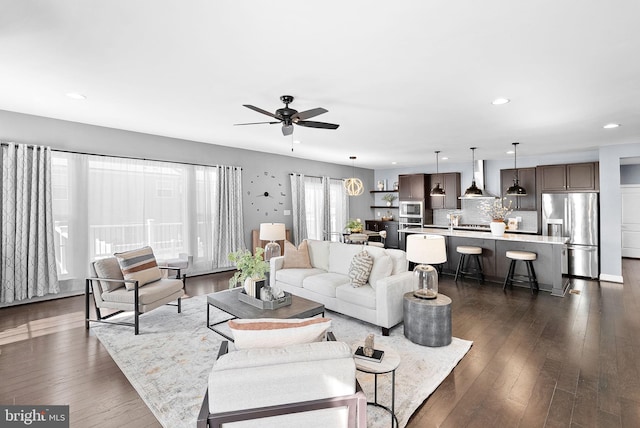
[374, 271, 416, 329]
[269, 256, 285, 287]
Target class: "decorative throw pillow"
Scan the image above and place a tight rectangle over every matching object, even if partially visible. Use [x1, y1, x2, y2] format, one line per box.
[368, 254, 393, 290]
[228, 317, 332, 350]
[283, 240, 313, 269]
[114, 246, 162, 290]
[349, 249, 374, 287]
[93, 257, 125, 292]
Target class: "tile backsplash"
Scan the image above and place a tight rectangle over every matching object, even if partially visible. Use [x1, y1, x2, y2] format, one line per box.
[432, 199, 537, 232]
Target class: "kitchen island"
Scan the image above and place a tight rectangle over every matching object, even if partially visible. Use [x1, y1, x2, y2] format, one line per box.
[400, 227, 570, 296]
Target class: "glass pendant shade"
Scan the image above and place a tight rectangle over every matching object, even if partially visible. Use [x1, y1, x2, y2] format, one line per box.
[505, 142, 527, 196]
[464, 147, 483, 197]
[344, 156, 364, 196]
[430, 150, 446, 197]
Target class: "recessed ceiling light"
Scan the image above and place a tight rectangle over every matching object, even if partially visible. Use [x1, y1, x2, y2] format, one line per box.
[603, 123, 620, 129]
[66, 92, 86, 100]
[441, 157, 449, 160]
[391, 161, 397, 165]
[506, 150, 515, 155]
[293, 140, 301, 144]
[492, 98, 510, 105]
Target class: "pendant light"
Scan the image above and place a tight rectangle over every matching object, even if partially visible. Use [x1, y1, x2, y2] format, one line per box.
[430, 151, 445, 196]
[464, 147, 483, 197]
[506, 142, 527, 196]
[344, 156, 364, 196]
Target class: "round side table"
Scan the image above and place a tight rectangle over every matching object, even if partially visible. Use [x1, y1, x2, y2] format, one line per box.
[352, 341, 400, 428]
[403, 292, 452, 347]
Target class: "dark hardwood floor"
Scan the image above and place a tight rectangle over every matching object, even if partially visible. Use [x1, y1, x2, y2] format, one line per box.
[2, 261, 639, 427]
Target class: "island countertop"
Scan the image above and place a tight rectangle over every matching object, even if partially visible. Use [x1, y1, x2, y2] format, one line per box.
[398, 227, 570, 296]
[399, 227, 569, 245]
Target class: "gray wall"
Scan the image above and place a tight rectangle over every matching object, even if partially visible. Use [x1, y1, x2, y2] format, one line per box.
[0, 110, 374, 250]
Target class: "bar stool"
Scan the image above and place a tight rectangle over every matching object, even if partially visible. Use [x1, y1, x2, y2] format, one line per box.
[454, 246, 484, 284]
[503, 251, 539, 294]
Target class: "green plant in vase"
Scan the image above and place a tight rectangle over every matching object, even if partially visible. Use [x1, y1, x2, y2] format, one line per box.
[228, 247, 270, 289]
[346, 218, 363, 233]
[382, 193, 398, 206]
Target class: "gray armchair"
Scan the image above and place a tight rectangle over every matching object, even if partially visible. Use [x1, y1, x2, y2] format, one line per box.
[85, 257, 185, 335]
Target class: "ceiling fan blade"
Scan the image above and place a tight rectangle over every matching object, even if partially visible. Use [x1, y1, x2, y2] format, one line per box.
[296, 120, 340, 130]
[234, 121, 281, 126]
[243, 104, 280, 119]
[282, 124, 294, 136]
[292, 107, 328, 121]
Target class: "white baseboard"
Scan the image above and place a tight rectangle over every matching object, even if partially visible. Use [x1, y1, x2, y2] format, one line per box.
[599, 273, 624, 283]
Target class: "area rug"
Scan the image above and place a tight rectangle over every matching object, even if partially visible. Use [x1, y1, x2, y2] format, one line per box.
[91, 295, 472, 428]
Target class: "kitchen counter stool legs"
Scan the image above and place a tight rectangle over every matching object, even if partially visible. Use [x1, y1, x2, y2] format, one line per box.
[454, 246, 484, 284]
[503, 250, 539, 294]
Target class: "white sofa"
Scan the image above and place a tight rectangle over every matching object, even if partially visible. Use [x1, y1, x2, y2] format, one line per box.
[270, 239, 414, 335]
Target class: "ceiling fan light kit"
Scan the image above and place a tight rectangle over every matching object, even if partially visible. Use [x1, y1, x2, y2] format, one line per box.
[235, 95, 340, 136]
[464, 147, 484, 197]
[344, 156, 364, 196]
[506, 142, 527, 196]
[430, 150, 446, 197]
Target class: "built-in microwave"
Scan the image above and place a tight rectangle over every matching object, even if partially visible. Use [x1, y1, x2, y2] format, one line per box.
[399, 201, 424, 218]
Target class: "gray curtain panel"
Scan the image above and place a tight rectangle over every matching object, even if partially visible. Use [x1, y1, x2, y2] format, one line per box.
[214, 166, 245, 267]
[290, 173, 307, 246]
[1, 143, 59, 303]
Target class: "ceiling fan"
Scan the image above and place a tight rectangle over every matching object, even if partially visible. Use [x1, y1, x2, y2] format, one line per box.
[235, 95, 340, 136]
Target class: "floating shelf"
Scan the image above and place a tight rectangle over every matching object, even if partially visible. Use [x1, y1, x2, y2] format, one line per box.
[370, 190, 398, 193]
[370, 206, 399, 209]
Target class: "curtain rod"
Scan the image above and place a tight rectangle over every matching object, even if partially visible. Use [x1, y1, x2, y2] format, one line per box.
[290, 173, 345, 180]
[1, 141, 242, 170]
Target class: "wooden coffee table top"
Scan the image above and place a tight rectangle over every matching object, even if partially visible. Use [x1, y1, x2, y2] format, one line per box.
[207, 288, 325, 320]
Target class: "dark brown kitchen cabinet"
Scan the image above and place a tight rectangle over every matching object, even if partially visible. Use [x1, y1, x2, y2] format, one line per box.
[537, 162, 599, 192]
[398, 174, 428, 200]
[500, 167, 536, 210]
[429, 173, 461, 209]
[364, 220, 399, 248]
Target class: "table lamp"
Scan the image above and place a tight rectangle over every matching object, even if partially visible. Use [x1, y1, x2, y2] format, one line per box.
[406, 234, 447, 299]
[259, 223, 286, 261]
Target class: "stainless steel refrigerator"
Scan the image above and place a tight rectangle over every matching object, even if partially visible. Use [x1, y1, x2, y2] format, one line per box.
[541, 193, 599, 278]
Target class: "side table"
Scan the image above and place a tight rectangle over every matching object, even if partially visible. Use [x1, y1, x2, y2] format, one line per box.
[403, 292, 452, 347]
[352, 342, 400, 428]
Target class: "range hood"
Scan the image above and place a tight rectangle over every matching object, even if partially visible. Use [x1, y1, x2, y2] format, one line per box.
[459, 159, 498, 199]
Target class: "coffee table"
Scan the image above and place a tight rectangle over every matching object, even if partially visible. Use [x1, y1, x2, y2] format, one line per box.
[206, 288, 325, 341]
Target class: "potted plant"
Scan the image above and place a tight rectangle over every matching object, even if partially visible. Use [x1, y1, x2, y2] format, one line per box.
[346, 218, 363, 233]
[382, 193, 398, 207]
[228, 247, 270, 291]
[479, 198, 513, 236]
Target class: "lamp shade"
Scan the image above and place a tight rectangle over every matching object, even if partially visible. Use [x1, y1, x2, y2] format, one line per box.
[259, 223, 286, 241]
[406, 234, 447, 265]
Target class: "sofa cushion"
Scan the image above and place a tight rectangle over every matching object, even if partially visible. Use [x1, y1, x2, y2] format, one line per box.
[303, 273, 351, 297]
[368, 254, 393, 290]
[385, 248, 408, 274]
[275, 267, 326, 288]
[100, 278, 184, 305]
[306, 239, 330, 271]
[114, 246, 162, 289]
[328, 243, 364, 275]
[348, 249, 374, 287]
[93, 257, 125, 292]
[228, 318, 332, 350]
[283, 241, 313, 269]
[336, 283, 377, 310]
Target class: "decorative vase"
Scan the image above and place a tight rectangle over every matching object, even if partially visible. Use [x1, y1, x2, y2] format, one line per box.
[377, 181, 384, 191]
[386, 201, 392, 207]
[490, 220, 506, 236]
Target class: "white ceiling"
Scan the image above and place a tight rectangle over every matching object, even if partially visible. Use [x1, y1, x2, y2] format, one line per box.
[1, 1, 639, 169]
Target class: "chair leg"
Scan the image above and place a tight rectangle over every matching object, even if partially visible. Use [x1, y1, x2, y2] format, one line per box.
[475, 255, 485, 284]
[178, 297, 182, 313]
[381, 327, 390, 336]
[529, 261, 539, 290]
[472, 255, 484, 284]
[525, 261, 539, 293]
[503, 260, 515, 291]
[454, 255, 465, 282]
